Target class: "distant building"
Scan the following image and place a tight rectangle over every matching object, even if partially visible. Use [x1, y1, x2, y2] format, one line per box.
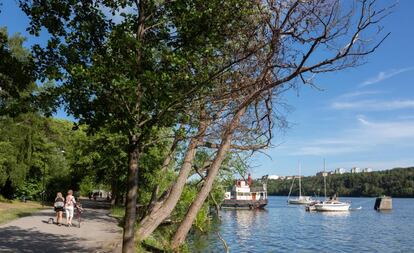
[268, 175, 280, 180]
[316, 171, 329, 177]
[334, 168, 346, 174]
[285, 176, 293, 180]
[363, 167, 373, 173]
[279, 176, 285, 180]
[350, 167, 362, 173]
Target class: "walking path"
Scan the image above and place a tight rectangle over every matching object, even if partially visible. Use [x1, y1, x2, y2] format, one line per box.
[0, 199, 122, 253]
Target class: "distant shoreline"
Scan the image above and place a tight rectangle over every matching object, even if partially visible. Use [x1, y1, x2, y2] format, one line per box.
[264, 167, 414, 198]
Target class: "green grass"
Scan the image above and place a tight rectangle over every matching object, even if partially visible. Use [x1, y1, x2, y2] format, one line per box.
[0, 195, 12, 203]
[110, 205, 125, 218]
[0, 200, 44, 225]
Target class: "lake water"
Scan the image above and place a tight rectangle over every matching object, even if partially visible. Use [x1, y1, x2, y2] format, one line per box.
[192, 196, 414, 252]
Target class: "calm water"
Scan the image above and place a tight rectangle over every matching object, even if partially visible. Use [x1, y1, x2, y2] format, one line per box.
[192, 196, 414, 252]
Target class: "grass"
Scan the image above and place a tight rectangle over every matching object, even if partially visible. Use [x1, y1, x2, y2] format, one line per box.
[0, 200, 44, 225]
[110, 205, 125, 218]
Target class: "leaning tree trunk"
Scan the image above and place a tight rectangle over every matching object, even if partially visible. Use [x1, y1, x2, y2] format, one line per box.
[136, 118, 208, 240]
[122, 135, 141, 253]
[171, 107, 246, 249]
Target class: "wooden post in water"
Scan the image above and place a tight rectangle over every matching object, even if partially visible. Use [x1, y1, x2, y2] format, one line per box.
[374, 196, 392, 211]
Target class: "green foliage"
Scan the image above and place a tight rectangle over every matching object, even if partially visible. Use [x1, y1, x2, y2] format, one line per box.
[0, 113, 83, 200]
[266, 167, 414, 197]
[0, 27, 36, 116]
[79, 176, 96, 197]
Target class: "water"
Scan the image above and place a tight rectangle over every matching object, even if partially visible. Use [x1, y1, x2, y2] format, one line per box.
[192, 196, 414, 253]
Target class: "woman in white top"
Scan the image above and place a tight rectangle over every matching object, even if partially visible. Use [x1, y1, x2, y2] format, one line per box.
[65, 189, 76, 226]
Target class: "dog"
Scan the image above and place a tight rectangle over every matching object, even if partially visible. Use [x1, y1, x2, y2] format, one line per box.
[48, 218, 54, 224]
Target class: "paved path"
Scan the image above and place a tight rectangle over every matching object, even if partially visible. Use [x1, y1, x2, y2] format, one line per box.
[0, 199, 122, 253]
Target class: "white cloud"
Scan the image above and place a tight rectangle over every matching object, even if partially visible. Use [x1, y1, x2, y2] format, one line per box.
[331, 99, 414, 110]
[288, 116, 414, 156]
[338, 90, 383, 99]
[360, 67, 414, 86]
[355, 115, 414, 139]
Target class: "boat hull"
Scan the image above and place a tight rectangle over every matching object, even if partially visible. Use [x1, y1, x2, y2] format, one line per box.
[314, 202, 350, 212]
[221, 199, 268, 209]
[288, 197, 313, 205]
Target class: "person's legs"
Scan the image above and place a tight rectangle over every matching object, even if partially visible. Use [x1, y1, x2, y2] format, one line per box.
[68, 207, 74, 225]
[55, 211, 58, 224]
[58, 211, 63, 225]
[65, 208, 70, 225]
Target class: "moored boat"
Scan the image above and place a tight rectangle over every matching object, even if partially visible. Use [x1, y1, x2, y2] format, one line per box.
[222, 174, 268, 209]
[314, 198, 350, 212]
[308, 160, 350, 212]
[288, 196, 314, 205]
[288, 162, 315, 205]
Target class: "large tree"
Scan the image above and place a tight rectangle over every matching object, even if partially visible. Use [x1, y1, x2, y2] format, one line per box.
[169, 0, 393, 248]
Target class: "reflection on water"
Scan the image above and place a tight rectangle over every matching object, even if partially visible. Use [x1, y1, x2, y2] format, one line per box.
[233, 210, 267, 240]
[191, 197, 414, 253]
[320, 211, 351, 217]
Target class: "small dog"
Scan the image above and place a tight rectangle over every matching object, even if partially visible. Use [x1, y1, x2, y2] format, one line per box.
[48, 218, 54, 224]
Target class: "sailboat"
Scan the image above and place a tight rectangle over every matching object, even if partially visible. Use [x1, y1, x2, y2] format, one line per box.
[287, 163, 314, 205]
[313, 160, 350, 212]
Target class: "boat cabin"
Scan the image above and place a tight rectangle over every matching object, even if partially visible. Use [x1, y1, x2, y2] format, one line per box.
[224, 179, 268, 201]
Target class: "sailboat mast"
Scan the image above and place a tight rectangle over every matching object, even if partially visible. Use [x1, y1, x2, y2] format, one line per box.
[323, 159, 327, 199]
[299, 162, 302, 197]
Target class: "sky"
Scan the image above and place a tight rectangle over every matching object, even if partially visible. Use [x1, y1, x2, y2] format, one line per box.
[1, 1, 413, 177]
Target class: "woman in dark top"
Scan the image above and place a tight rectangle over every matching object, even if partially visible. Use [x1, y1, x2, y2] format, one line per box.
[54, 192, 65, 226]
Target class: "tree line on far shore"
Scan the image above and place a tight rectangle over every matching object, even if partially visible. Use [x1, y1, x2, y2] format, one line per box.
[266, 167, 414, 198]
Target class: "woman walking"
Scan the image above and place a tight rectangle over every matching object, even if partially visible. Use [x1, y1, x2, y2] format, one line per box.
[65, 189, 76, 227]
[54, 192, 65, 226]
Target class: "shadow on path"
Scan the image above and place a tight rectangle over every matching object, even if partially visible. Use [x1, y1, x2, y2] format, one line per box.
[0, 226, 95, 253]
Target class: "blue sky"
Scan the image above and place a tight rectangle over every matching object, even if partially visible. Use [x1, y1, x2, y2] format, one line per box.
[1, 1, 413, 177]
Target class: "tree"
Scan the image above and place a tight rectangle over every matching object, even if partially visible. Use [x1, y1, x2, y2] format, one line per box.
[170, 0, 392, 248]
[0, 27, 35, 116]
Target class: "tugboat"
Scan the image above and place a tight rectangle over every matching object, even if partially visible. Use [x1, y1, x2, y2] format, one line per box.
[222, 174, 268, 209]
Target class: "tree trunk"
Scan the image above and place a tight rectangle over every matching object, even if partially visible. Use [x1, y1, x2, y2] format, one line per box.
[122, 135, 141, 253]
[171, 107, 246, 249]
[110, 179, 118, 207]
[136, 118, 208, 240]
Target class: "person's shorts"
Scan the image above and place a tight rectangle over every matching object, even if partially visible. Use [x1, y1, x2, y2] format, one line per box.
[54, 207, 64, 212]
[65, 206, 74, 218]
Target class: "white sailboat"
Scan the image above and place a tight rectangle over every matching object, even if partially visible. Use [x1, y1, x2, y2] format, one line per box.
[288, 163, 314, 205]
[313, 160, 350, 212]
